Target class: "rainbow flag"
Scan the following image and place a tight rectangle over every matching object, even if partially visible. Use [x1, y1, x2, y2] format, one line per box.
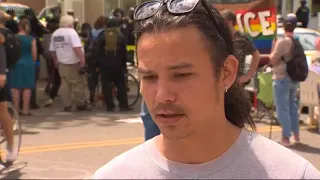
[214, 0, 277, 55]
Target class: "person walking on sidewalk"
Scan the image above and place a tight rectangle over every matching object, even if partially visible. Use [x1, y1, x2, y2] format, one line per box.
[0, 11, 17, 163]
[94, 1, 320, 179]
[50, 15, 91, 112]
[270, 16, 306, 146]
[92, 17, 131, 112]
[24, 8, 46, 110]
[43, 18, 60, 107]
[10, 18, 38, 116]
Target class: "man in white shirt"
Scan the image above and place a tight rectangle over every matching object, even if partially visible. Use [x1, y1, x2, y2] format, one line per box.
[93, 1, 320, 179]
[50, 15, 90, 112]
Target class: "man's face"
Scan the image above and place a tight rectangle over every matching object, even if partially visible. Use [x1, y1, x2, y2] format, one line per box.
[137, 27, 227, 140]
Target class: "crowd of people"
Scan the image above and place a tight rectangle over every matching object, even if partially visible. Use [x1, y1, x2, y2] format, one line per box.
[0, 8, 46, 163]
[0, 7, 136, 163]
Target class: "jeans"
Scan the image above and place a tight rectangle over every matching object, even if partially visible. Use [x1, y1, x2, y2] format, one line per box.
[273, 77, 299, 138]
[141, 101, 160, 141]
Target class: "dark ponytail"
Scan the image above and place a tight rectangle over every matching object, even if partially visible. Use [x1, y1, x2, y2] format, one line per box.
[225, 82, 256, 131]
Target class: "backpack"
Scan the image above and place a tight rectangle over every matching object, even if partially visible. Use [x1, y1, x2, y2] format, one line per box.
[85, 33, 99, 63]
[104, 27, 119, 55]
[0, 28, 21, 69]
[282, 37, 308, 82]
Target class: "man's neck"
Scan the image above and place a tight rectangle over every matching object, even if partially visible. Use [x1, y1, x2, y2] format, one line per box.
[155, 119, 242, 164]
[0, 24, 5, 29]
[285, 32, 294, 37]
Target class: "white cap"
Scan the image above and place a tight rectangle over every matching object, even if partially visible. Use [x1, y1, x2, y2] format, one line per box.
[59, 15, 74, 28]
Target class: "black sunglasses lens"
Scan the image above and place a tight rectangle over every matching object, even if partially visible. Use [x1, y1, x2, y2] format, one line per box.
[167, 0, 199, 13]
[134, 1, 162, 20]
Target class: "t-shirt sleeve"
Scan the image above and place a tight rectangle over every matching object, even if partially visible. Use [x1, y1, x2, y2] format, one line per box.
[243, 35, 257, 54]
[234, 32, 257, 56]
[70, 30, 82, 48]
[302, 162, 320, 179]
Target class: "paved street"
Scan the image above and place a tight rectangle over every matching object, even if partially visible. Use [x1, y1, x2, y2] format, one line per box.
[0, 85, 319, 179]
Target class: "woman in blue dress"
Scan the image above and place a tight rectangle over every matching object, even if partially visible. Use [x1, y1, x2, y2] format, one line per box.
[10, 18, 37, 115]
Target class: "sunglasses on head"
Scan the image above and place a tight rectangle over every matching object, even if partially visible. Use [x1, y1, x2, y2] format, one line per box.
[134, 0, 230, 54]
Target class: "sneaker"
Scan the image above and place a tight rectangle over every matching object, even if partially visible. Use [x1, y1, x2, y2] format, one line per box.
[277, 138, 292, 147]
[76, 103, 92, 111]
[64, 106, 72, 112]
[44, 99, 53, 107]
[291, 135, 301, 144]
[6, 150, 17, 163]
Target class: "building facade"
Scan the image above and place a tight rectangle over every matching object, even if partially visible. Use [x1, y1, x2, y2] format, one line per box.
[278, 0, 320, 17]
[3, 0, 320, 27]
[4, 0, 148, 24]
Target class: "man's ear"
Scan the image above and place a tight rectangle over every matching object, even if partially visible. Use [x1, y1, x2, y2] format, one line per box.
[221, 55, 238, 89]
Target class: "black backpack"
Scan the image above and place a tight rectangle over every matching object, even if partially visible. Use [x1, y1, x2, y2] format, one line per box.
[85, 33, 99, 64]
[0, 28, 21, 69]
[282, 37, 308, 82]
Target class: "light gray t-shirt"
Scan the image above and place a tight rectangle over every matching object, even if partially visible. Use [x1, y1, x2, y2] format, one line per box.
[93, 129, 320, 179]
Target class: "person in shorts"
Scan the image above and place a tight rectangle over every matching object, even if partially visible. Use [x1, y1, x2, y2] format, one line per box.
[0, 11, 17, 162]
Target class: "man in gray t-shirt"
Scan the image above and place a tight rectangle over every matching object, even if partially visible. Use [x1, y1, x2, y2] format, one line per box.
[93, 1, 320, 179]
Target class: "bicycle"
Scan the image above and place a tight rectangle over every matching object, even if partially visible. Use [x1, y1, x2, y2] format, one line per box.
[125, 73, 140, 107]
[0, 102, 22, 167]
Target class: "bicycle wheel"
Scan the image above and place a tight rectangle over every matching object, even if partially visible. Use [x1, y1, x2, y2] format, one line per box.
[125, 73, 140, 107]
[0, 102, 22, 159]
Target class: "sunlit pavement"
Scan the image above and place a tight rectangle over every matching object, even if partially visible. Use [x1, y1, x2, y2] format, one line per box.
[0, 83, 319, 179]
